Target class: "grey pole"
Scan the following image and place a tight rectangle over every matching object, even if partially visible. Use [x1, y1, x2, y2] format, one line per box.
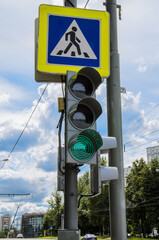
[105, 0, 127, 239]
[64, 0, 77, 7]
[63, 0, 78, 232]
[64, 164, 78, 230]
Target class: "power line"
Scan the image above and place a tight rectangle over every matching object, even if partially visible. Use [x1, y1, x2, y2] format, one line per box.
[0, 84, 49, 170]
[123, 103, 159, 136]
[0, 194, 30, 196]
[135, 125, 150, 138]
[124, 129, 159, 146]
[124, 137, 159, 153]
[84, 0, 89, 9]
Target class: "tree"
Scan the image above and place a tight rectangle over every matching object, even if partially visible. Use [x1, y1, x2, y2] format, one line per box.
[78, 171, 91, 235]
[0, 231, 6, 238]
[145, 158, 159, 232]
[126, 158, 159, 237]
[101, 156, 107, 166]
[42, 190, 63, 236]
[88, 184, 109, 236]
[78, 167, 110, 236]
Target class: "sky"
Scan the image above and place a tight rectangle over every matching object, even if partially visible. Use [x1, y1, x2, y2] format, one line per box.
[0, 0, 159, 226]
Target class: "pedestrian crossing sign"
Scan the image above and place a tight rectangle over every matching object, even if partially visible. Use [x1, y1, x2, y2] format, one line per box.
[37, 5, 109, 78]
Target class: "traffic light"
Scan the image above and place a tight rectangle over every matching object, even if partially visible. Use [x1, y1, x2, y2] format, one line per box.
[65, 67, 103, 164]
[90, 137, 118, 195]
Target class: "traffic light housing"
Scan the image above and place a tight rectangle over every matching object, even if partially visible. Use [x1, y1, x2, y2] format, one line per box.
[65, 67, 103, 164]
[90, 137, 118, 194]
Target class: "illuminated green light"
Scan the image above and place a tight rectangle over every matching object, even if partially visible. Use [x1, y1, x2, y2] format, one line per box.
[69, 129, 103, 162]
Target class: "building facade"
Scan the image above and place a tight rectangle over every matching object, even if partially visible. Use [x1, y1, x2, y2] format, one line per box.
[146, 145, 159, 163]
[0, 214, 12, 231]
[21, 213, 44, 238]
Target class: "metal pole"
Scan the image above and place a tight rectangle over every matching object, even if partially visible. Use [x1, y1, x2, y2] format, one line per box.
[64, 0, 77, 7]
[105, 0, 127, 239]
[63, 1, 78, 232]
[64, 72, 79, 230]
[64, 164, 78, 229]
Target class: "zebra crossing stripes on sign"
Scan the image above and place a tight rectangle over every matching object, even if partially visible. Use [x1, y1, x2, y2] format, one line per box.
[47, 15, 100, 68]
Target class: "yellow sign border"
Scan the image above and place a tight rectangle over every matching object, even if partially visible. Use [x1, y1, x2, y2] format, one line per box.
[38, 5, 109, 77]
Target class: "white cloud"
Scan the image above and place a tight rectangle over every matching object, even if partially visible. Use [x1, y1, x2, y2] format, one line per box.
[78, 0, 105, 10]
[0, 0, 64, 74]
[122, 91, 141, 111]
[19, 202, 48, 214]
[137, 65, 147, 73]
[96, 82, 106, 107]
[0, 202, 48, 216]
[0, 93, 11, 104]
[0, 81, 60, 216]
[38, 83, 63, 105]
[0, 77, 28, 104]
[118, 0, 159, 65]
[135, 57, 147, 73]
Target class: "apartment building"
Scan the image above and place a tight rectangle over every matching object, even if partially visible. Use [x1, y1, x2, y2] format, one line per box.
[0, 214, 12, 231]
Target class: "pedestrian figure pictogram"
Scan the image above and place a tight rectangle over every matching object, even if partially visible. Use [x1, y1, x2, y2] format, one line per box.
[64, 26, 81, 55]
[50, 20, 97, 60]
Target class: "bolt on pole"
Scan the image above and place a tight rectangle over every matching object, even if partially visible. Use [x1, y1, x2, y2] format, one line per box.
[105, 0, 127, 240]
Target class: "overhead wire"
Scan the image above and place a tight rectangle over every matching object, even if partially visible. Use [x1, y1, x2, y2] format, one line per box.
[123, 103, 159, 136]
[84, 0, 89, 9]
[124, 137, 159, 153]
[0, 83, 49, 170]
[123, 103, 159, 152]
[124, 124, 159, 152]
[124, 129, 159, 147]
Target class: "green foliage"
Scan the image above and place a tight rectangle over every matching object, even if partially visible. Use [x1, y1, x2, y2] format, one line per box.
[78, 172, 91, 235]
[42, 190, 63, 236]
[78, 171, 90, 195]
[126, 158, 159, 237]
[128, 238, 156, 240]
[88, 184, 109, 235]
[39, 237, 58, 239]
[0, 231, 6, 238]
[101, 156, 107, 166]
[78, 171, 109, 236]
[42, 158, 159, 237]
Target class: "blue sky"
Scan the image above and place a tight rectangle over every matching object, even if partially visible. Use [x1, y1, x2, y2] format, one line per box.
[0, 0, 159, 225]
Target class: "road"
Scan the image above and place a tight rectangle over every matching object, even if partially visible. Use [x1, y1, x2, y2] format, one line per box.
[0, 239, 57, 240]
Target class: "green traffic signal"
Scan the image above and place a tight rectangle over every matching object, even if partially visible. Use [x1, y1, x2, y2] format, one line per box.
[69, 129, 103, 163]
